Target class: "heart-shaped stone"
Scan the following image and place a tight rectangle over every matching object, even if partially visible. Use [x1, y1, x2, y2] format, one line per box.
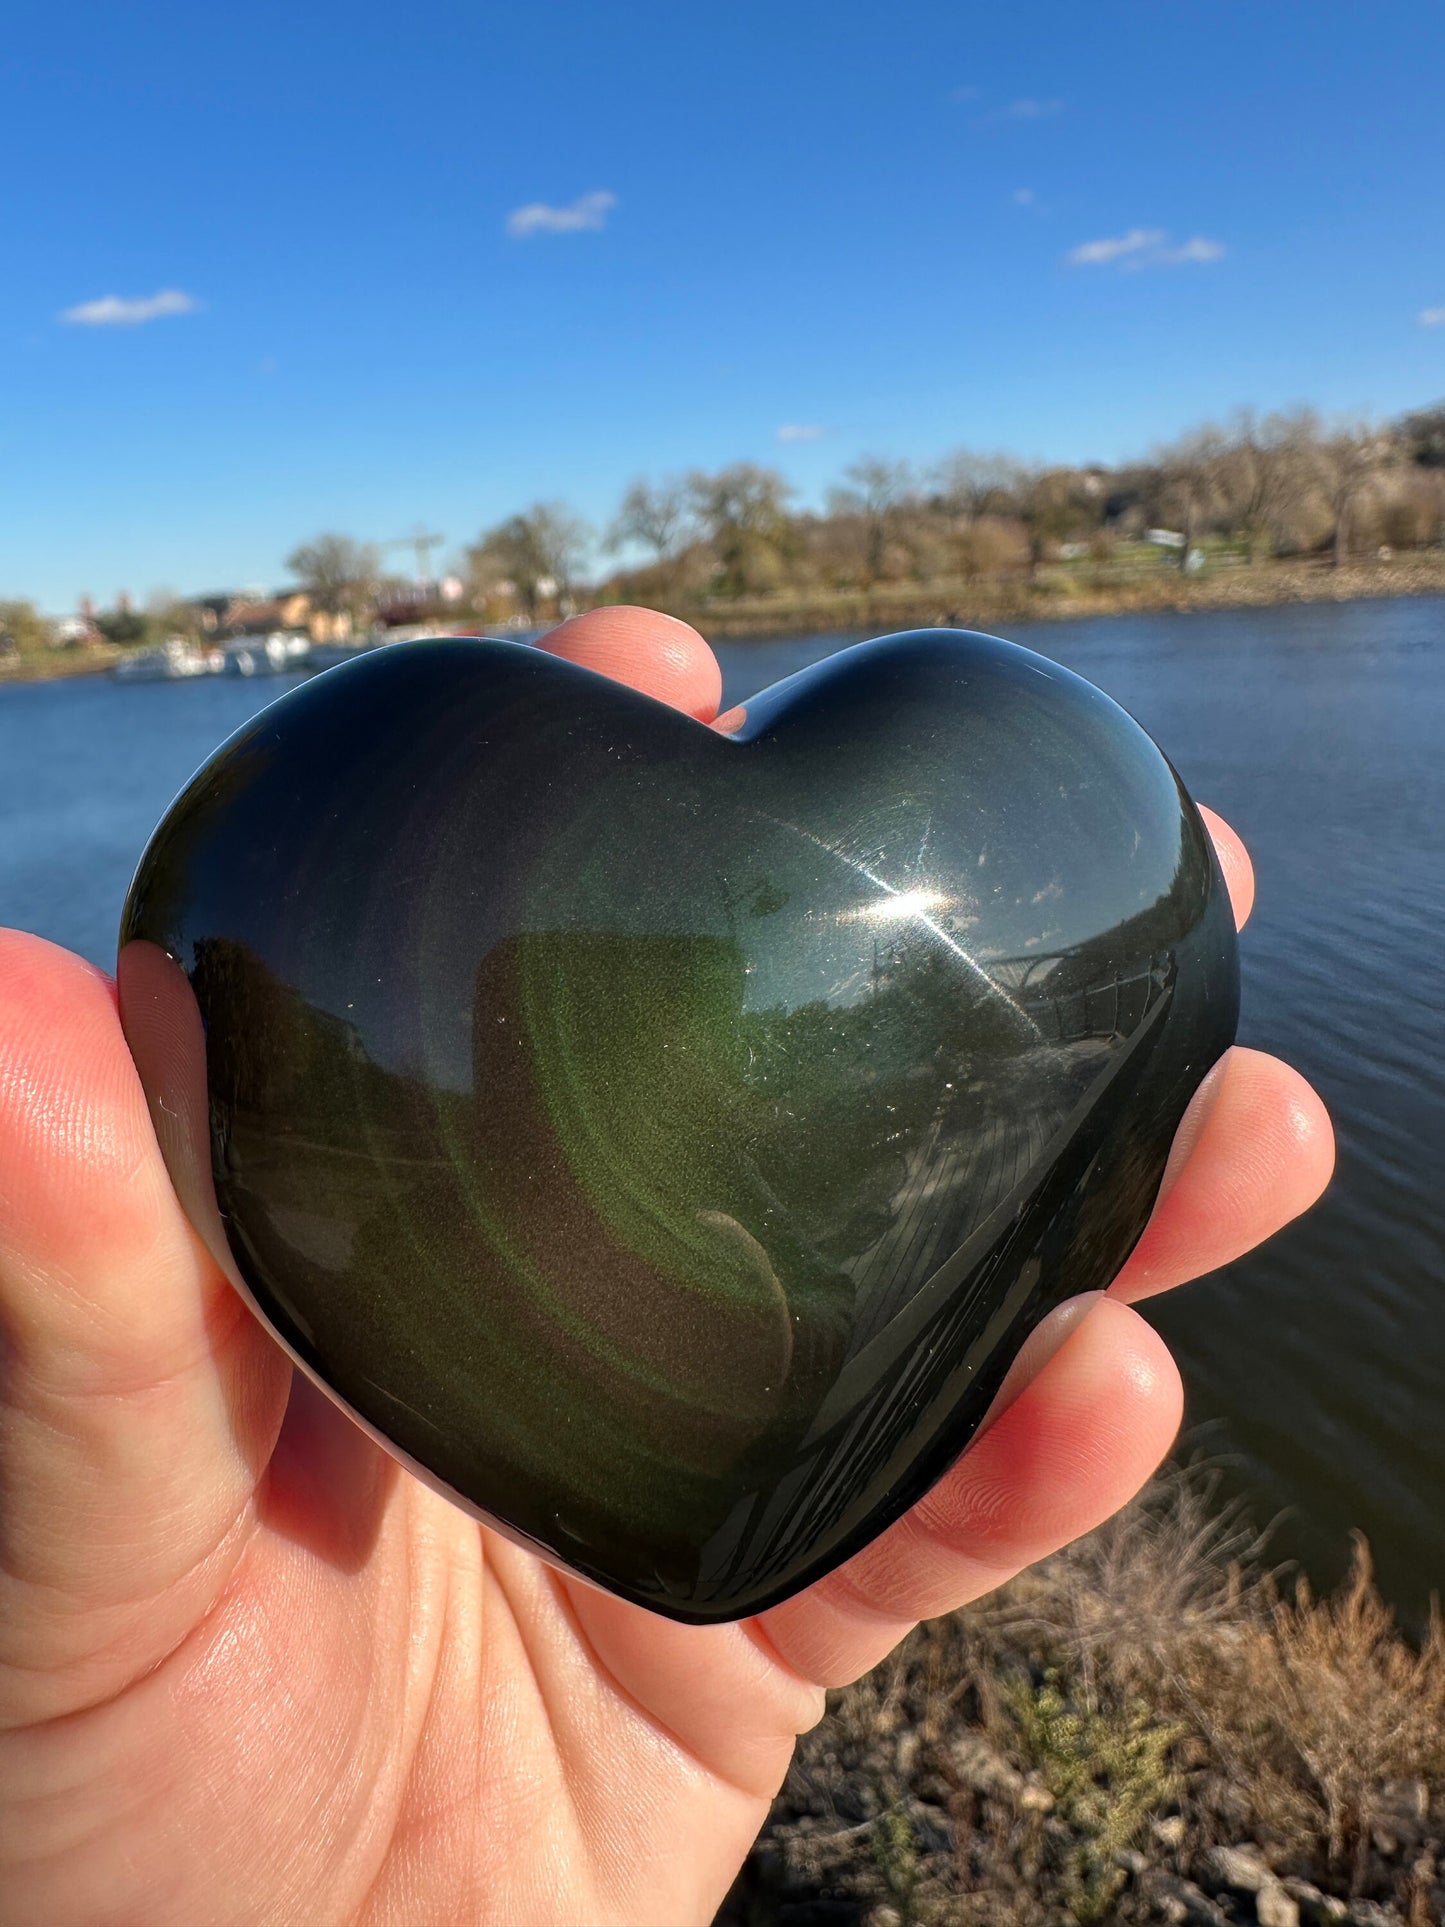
[117, 629, 1237, 1622]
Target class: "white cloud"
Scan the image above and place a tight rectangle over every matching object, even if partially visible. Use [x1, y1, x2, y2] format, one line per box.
[1065, 228, 1225, 269]
[1418, 307, 1445, 328]
[1156, 235, 1227, 264]
[1066, 228, 1165, 266]
[776, 423, 825, 443]
[1001, 97, 1063, 120]
[505, 189, 617, 238]
[59, 288, 200, 326]
[1012, 187, 1036, 206]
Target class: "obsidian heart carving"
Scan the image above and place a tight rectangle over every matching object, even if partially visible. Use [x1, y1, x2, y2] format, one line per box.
[117, 629, 1237, 1622]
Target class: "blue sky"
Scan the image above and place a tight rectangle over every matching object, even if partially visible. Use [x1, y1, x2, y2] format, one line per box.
[3, 0, 1442, 610]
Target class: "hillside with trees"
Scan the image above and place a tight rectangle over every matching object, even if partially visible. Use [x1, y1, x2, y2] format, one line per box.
[466, 402, 1445, 634]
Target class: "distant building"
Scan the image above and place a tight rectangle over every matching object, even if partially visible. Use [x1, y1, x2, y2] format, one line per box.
[188, 587, 342, 642]
[52, 614, 101, 647]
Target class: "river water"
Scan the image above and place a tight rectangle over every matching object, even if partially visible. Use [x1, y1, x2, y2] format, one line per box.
[1, 598, 1440, 1615]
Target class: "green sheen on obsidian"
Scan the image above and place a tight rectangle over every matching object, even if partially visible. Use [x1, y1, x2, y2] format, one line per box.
[117, 630, 1238, 1621]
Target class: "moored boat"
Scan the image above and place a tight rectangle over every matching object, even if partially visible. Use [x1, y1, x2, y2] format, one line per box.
[112, 639, 214, 682]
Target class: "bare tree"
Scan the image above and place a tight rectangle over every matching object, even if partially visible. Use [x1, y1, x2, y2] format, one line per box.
[284, 534, 381, 619]
[1017, 468, 1096, 578]
[468, 502, 594, 619]
[687, 464, 796, 596]
[1216, 409, 1326, 559]
[826, 457, 915, 586]
[1378, 470, 1445, 550]
[607, 478, 690, 564]
[1152, 428, 1230, 572]
[1324, 427, 1391, 567]
[529, 502, 594, 602]
[956, 515, 1027, 582]
[935, 450, 1028, 521]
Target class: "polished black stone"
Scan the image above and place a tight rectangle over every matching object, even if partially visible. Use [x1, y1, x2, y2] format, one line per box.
[117, 629, 1238, 1622]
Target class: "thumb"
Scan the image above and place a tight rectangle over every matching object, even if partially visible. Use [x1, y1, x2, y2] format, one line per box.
[0, 932, 289, 1728]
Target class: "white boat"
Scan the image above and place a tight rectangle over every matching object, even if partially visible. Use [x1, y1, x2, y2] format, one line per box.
[222, 631, 312, 677]
[112, 638, 214, 682]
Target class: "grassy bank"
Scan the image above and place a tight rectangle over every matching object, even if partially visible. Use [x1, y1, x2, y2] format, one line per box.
[681, 553, 1445, 641]
[719, 1468, 1444, 1927]
[0, 642, 124, 683]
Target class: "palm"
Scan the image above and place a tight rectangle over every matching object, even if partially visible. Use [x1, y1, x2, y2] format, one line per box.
[0, 611, 1333, 1927]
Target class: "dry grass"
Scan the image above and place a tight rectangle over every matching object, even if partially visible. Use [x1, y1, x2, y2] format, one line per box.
[719, 1466, 1445, 1927]
[685, 552, 1445, 639]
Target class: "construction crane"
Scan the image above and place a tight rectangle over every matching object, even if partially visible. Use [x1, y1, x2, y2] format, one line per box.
[381, 527, 446, 584]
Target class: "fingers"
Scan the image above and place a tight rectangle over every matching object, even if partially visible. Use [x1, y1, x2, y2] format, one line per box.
[0, 932, 289, 1726]
[1107, 800, 1326, 1299]
[1199, 804, 1254, 930]
[758, 1041, 1332, 1688]
[758, 1295, 1182, 1686]
[1110, 1044, 1334, 1302]
[540, 607, 722, 722]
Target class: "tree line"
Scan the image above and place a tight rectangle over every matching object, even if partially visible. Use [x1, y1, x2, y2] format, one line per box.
[291, 400, 1445, 624]
[4, 401, 1445, 657]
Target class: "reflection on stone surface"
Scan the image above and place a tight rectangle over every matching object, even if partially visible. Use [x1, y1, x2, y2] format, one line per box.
[118, 629, 1238, 1621]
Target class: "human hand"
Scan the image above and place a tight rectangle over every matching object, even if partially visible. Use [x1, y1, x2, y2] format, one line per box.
[0, 607, 1333, 1926]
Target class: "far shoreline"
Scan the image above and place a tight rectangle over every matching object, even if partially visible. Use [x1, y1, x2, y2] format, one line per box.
[682, 551, 1445, 640]
[4, 554, 1444, 684]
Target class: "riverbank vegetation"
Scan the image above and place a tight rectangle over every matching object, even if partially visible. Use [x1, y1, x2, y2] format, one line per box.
[720, 1466, 1444, 1927]
[468, 401, 1445, 637]
[5, 402, 1445, 677]
[584, 402, 1445, 638]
